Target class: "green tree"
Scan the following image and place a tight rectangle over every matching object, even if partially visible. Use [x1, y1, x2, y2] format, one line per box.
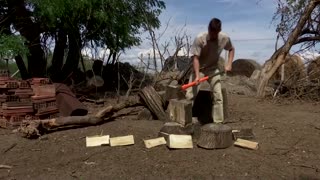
[0, 0, 165, 81]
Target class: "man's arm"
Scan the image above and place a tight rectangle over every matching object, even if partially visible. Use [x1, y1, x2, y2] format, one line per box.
[193, 55, 200, 81]
[190, 34, 202, 82]
[225, 46, 235, 72]
[224, 37, 235, 72]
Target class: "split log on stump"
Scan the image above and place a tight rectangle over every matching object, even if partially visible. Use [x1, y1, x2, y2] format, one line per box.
[197, 123, 233, 149]
[17, 98, 142, 138]
[165, 84, 186, 102]
[167, 99, 192, 126]
[138, 86, 169, 121]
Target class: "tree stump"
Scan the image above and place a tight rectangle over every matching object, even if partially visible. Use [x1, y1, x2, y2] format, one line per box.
[139, 86, 168, 121]
[197, 123, 233, 149]
[159, 121, 187, 135]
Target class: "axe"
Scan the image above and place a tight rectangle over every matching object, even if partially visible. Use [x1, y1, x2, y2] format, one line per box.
[181, 71, 225, 91]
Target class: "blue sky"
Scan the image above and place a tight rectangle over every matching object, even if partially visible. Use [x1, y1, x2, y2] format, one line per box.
[86, 0, 319, 66]
[119, 0, 280, 65]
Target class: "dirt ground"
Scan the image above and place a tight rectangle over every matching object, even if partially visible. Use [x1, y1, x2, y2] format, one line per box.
[1, 86, 320, 179]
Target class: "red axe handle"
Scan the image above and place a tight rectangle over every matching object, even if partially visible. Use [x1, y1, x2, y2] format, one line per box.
[181, 76, 209, 90]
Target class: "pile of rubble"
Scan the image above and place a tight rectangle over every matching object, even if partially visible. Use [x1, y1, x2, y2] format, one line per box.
[0, 69, 59, 128]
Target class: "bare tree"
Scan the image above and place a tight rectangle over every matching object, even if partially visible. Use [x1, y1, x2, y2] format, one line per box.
[121, 70, 137, 98]
[257, 0, 320, 97]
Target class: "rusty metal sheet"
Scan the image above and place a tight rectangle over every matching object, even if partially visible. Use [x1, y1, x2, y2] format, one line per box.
[54, 83, 88, 116]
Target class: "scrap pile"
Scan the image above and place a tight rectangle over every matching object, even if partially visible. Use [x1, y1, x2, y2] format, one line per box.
[0, 69, 59, 129]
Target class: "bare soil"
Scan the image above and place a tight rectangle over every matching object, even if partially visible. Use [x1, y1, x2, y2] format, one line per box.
[1, 91, 320, 179]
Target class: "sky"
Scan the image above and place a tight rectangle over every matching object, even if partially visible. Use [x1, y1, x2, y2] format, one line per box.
[83, 0, 320, 66]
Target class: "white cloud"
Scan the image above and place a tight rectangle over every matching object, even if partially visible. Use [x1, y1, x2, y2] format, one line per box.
[81, 47, 110, 61]
[298, 50, 320, 62]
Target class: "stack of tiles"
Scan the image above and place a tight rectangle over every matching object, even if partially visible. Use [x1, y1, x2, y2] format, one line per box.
[0, 71, 59, 128]
[30, 78, 59, 119]
[0, 70, 34, 127]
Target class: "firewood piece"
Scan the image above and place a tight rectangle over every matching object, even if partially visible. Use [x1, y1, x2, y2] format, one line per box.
[234, 138, 259, 150]
[144, 137, 167, 148]
[139, 86, 169, 121]
[167, 99, 192, 126]
[165, 85, 185, 101]
[167, 134, 193, 149]
[232, 127, 254, 140]
[86, 135, 110, 147]
[222, 87, 228, 119]
[110, 135, 134, 147]
[197, 123, 233, 149]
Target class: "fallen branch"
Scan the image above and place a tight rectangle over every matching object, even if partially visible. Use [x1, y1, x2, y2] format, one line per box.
[17, 98, 142, 138]
[2, 143, 17, 154]
[290, 164, 319, 171]
[0, 165, 12, 169]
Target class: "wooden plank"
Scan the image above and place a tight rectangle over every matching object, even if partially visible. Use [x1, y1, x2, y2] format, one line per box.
[167, 134, 193, 149]
[167, 99, 192, 126]
[144, 137, 167, 148]
[110, 135, 135, 147]
[86, 135, 110, 147]
[234, 138, 259, 150]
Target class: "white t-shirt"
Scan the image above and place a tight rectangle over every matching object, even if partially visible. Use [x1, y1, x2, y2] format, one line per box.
[190, 31, 233, 70]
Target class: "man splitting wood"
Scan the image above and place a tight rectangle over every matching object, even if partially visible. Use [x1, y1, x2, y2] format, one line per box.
[186, 17, 235, 124]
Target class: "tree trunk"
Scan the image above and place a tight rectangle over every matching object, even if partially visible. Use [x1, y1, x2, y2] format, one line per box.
[61, 30, 81, 80]
[9, 0, 47, 77]
[14, 55, 30, 79]
[257, 0, 320, 97]
[50, 29, 67, 82]
[18, 98, 141, 138]
[138, 86, 169, 121]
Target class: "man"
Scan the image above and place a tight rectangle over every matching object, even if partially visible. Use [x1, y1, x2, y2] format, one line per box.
[186, 17, 235, 124]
